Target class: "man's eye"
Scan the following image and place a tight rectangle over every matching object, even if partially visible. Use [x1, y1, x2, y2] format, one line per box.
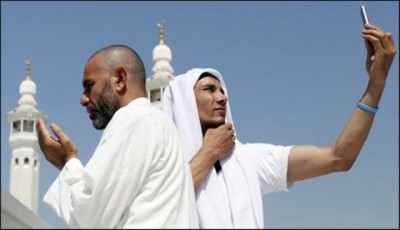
[84, 84, 93, 94]
[204, 87, 215, 92]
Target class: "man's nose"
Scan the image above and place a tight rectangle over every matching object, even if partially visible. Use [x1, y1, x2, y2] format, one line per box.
[217, 92, 228, 105]
[80, 94, 89, 106]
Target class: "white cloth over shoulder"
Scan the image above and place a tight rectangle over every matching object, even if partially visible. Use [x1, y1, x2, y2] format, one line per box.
[43, 97, 199, 228]
[162, 68, 293, 228]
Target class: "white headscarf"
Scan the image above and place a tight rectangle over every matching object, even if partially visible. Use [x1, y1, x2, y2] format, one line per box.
[162, 68, 262, 228]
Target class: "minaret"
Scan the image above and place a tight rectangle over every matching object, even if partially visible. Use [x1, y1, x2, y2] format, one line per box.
[6, 60, 48, 214]
[146, 21, 174, 110]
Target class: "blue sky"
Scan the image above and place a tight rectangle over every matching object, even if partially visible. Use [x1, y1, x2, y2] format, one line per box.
[1, 1, 398, 228]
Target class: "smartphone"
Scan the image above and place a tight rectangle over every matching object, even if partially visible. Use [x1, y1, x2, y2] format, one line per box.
[361, 5, 369, 25]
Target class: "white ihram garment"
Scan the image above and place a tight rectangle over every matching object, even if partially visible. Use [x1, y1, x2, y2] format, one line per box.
[43, 97, 199, 228]
[162, 68, 293, 228]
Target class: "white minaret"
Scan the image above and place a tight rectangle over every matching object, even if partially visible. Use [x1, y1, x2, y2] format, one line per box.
[146, 22, 174, 110]
[6, 60, 48, 214]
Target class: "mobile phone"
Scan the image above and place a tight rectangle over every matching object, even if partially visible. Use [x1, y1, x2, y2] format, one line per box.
[361, 5, 369, 25]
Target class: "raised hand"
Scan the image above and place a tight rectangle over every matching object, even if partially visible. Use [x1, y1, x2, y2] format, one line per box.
[36, 118, 78, 170]
[202, 123, 236, 161]
[362, 24, 396, 82]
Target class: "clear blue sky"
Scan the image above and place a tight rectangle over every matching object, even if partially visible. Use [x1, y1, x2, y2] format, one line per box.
[1, 1, 398, 228]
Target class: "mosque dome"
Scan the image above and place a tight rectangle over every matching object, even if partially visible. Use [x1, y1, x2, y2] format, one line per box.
[153, 44, 172, 61]
[19, 79, 36, 96]
[17, 60, 37, 107]
[19, 60, 36, 96]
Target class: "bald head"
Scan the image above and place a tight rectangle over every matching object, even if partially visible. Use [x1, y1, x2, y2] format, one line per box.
[81, 45, 147, 129]
[88, 45, 146, 92]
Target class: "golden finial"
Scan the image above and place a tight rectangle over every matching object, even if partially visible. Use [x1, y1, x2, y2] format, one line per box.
[158, 21, 165, 45]
[26, 60, 32, 80]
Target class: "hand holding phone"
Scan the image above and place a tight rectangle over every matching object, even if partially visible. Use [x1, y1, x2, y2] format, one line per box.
[361, 5, 369, 25]
[361, 5, 376, 61]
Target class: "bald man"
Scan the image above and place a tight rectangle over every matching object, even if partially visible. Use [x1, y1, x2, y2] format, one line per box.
[36, 45, 198, 228]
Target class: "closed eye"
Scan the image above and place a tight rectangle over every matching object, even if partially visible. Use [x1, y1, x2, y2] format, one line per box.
[83, 80, 94, 94]
[204, 87, 215, 92]
[203, 84, 217, 92]
[202, 85, 226, 96]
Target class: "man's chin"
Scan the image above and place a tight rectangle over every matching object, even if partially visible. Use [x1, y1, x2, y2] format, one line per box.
[92, 119, 107, 130]
[93, 125, 105, 130]
[211, 120, 226, 128]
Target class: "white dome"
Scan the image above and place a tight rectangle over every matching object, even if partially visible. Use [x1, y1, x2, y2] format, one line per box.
[20, 79, 36, 95]
[152, 60, 174, 74]
[18, 94, 37, 107]
[153, 44, 172, 61]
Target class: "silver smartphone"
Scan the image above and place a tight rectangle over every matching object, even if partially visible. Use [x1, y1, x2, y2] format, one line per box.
[361, 5, 369, 25]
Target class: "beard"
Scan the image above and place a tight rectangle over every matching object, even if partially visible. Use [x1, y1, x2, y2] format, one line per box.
[90, 81, 119, 130]
[200, 119, 225, 133]
[207, 120, 225, 129]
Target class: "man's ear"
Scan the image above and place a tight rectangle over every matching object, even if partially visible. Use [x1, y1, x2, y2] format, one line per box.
[114, 66, 127, 94]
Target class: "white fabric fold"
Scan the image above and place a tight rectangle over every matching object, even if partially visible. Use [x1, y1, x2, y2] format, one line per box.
[163, 68, 260, 228]
[43, 98, 199, 228]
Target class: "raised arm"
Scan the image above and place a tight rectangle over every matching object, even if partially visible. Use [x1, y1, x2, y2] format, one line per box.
[287, 24, 396, 183]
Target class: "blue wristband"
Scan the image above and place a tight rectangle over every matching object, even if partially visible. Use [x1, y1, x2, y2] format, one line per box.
[357, 101, 378, 113]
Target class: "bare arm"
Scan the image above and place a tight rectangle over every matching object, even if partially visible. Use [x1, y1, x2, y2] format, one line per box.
[287, 24, 396, 183]
[36, 118, 79, 170]
[189, 123, 235, 191]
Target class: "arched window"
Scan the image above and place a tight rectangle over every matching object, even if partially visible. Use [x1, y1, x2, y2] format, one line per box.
[24, 158, 29, 165]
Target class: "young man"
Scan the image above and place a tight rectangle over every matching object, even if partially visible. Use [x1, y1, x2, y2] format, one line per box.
[162, 23, 396, 228]
[36, 45, 198, 228]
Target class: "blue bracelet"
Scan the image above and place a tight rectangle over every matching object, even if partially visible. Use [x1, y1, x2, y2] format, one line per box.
[357, 101, 378, 113]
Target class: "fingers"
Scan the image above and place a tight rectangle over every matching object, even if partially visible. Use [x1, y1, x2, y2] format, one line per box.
[37, 119, 70, 148]
[50, 123, 77, 155]
[220, 123, 236, 142]
[218, 123, 234, 133]
[223, 123, 235, 140]
[362, 24, 395, 53]
[36, 118, 53, 146]
[218, 123, 233, 130]
[386, 33, 394, 44]
[384, 33, 396, 54]
[50, 123, 68, 143]
[362, 24, 397, 68]
[363, 38, 374, 62]
[36, 118, 47, 137]
[362, 29, 384, 53]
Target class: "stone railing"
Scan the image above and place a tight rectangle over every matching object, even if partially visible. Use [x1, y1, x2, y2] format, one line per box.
[1, 188, 52, 229]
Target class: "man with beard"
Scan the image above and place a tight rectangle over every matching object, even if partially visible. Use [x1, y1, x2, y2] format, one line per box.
[36, 45, 198, 228]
